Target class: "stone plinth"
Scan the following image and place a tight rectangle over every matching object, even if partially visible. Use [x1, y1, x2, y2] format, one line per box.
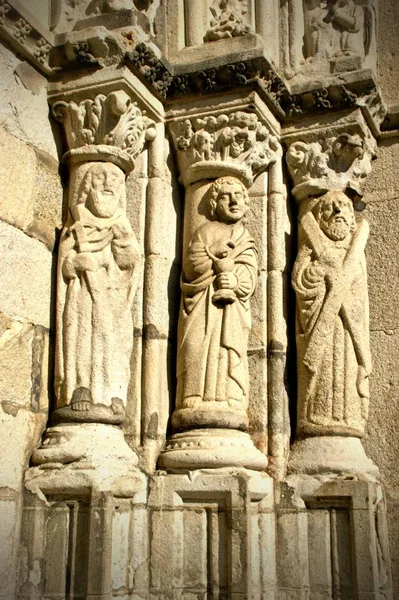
[148, 468, 275, 599]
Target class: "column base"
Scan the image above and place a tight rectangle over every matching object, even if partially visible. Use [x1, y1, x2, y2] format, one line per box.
[31, 422, 138, 470]
[158, 428, 268, 471]
[288, 436, 379, 478]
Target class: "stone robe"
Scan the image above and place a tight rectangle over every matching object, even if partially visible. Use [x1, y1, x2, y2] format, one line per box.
[292, 212, 371, 437]
[176, 221, 257, 412]
[55, 203, 140, 409]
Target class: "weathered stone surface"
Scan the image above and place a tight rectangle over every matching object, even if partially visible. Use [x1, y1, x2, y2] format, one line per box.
[366, 197, 399, 331]
[29, 154, 63, 249]
[0, 44, 58, 158]
[0, 499, 19, 600]
[0, 222, 52, 328]
[0, 316, 34, 410]
[0, 410, 46, 490]
[363, 139, 399, 204]
[0, 128, 37, 231]
[376, 0, 399, 106]
[364, 330, 399, 489]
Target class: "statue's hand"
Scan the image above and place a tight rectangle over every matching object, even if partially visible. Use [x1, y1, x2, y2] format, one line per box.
[209, 240, 235, 259]
[62, 256, 77, 280]
[217, 272, 238, 290]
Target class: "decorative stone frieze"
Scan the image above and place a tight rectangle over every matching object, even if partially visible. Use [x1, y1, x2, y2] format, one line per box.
[124, 43, 381, 128]
[32, 90, 156, 469]
[0, 0, 54, 74]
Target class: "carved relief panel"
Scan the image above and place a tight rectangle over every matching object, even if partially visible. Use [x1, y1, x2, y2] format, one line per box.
[165, 0, 280, 67]
[282, 0, 377, 81]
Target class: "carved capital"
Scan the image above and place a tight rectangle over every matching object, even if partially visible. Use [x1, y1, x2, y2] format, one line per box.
[52, 90, 156, 174]
[286, 131, 375, 201]
[169, 110, 281, 187]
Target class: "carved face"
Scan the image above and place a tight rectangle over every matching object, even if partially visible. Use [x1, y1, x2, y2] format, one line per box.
[215, 181, 248, 224]
[85, 163, 125, 218]
[317, 192, 355, 241]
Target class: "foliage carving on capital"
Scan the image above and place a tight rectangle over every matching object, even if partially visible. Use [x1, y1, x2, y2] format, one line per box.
[52, 90, 156, 173]
[286, 132, 375, 200]
[170, 111, 281, 185]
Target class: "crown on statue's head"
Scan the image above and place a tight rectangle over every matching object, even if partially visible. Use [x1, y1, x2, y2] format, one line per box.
[52, 90, 156, 175]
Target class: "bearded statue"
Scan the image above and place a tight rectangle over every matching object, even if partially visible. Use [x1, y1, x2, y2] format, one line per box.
[54, 161, 141, 425]
[292, 190, 371, 439]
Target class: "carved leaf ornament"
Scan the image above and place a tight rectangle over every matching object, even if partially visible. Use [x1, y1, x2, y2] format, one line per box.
[52, 90, 156, 172]
[174, 111, 280, 181]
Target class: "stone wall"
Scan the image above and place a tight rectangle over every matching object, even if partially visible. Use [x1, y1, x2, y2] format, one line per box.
[0, 37, 63, 599]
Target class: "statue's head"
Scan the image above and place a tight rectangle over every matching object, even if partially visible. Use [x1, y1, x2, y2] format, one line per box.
[81, 162, 125, 218]
[209, 176, 249, 224]
[315, 190, 356, 241]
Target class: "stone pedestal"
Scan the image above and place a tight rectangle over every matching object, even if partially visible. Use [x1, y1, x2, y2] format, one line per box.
[277, 478, 392, 599]
[148, 468, 275, 599]
[18, 467, 148, 600]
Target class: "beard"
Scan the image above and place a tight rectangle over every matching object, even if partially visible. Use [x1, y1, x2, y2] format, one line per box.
[320, 217, 351, 241]
[89, 190, 120, 218]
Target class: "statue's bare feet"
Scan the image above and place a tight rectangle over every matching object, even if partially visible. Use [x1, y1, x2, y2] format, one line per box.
[71, 387, 92, 411]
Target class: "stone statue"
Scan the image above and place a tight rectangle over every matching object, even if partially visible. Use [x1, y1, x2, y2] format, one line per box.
[204, 0, 253, 42]
[304, 0, 337, 60]
[175, 176, 257, 426]
[292, 190, 371, 438]
[304, 0, 373, 62]
[55, 161, 140, 422]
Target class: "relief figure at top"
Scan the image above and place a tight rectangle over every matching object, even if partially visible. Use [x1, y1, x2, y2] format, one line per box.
[303, 0, 375, 70]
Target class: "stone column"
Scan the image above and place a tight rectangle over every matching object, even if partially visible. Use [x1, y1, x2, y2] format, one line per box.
[32, 89, 156, 473]
[285, 111, 379, 476]
[159, 100, 281, 471]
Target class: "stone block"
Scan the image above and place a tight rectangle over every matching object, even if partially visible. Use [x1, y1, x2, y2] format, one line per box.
[277, 510, 309, 591]
[0, 45, 59, 159]
[386, 501, 399, 599]
[148, 470, 274, 597]
[365, 330, 399, 489]
[0, 499, 19, 600]
[0, 410, 46, 490]
[376, 0, 399, 105]
[363, 140, 399, 204]
[0, 316, 34, 409]
[28, 155, 63, 249]
[0, 128, 37, 231]
[0, 221, 52, 328]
